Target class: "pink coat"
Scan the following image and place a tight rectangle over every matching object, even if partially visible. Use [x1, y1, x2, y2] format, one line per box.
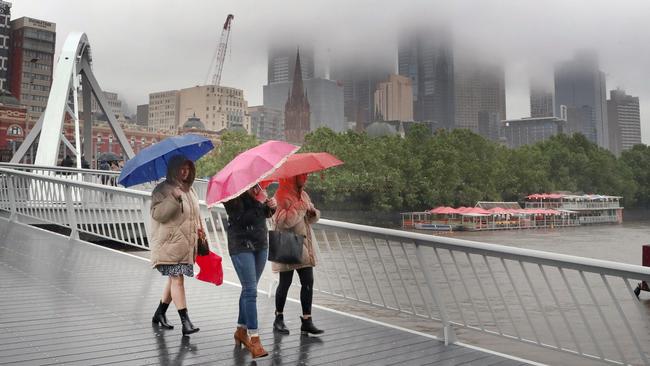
[271, 177, 320, 272]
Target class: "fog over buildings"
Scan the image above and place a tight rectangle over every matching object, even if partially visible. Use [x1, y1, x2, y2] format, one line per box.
[11, 0, 650, 142]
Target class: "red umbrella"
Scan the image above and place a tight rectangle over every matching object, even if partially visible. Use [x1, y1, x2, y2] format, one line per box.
[196, 251, 223, 286]
[470, 207, 492, 215]
[262, 152, 343, 182]
[429, 206, 458, 214]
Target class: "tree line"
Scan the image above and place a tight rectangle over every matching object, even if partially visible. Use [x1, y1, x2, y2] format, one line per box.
[196, 125, 650, 212]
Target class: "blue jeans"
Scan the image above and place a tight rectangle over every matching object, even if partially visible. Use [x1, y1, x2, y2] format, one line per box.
[230, 248, 267, 331]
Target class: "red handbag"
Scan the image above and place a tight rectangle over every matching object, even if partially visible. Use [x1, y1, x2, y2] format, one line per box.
[196, 251, 223, 286]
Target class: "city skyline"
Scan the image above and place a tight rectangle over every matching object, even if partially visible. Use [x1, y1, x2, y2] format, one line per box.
[10, 0, 650, 143]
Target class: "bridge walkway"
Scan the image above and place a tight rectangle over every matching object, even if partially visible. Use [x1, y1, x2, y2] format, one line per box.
[0, 218, 530, 366]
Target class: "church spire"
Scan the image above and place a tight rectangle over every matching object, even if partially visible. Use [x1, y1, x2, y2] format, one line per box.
[290, 48, 305, 103]
[284, 47, 311, 144]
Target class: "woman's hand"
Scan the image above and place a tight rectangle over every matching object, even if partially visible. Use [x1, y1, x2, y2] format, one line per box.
[249, 184, 267, 203]
[266, 197, 277, 209]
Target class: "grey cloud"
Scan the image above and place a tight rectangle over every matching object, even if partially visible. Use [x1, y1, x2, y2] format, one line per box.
[12, 0, 650, 142]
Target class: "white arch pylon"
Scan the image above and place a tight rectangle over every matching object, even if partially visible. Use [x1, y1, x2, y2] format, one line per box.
[11, 32, 135, 166]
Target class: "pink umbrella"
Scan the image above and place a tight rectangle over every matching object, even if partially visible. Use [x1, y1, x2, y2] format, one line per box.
[469, 207, 492, 215]
[455, 207, 473, 214]
[206, 140, 299, 205]
[429, 206, 458, 214]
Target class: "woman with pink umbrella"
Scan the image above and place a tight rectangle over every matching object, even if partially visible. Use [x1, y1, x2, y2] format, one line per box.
[223, 184, 276, 358]
[207, 140, 299, 359]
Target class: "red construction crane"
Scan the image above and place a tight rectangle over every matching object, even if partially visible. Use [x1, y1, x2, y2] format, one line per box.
[206, 14, 234, 86]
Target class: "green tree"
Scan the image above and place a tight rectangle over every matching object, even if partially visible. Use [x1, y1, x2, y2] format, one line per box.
[499, 145, 552, 202]
[195, 130, 259, 178]
[621, 144, 650, 207]
[196, 126, 645, 213]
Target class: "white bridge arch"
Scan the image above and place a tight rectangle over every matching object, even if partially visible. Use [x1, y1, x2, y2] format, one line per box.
[11, 32, 134, 166]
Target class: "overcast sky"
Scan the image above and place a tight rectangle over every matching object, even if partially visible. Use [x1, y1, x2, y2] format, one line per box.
[12, 0, 650, 143]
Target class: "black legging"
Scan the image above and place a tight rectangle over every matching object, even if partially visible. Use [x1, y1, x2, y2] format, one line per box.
[275, 267, 313, 315]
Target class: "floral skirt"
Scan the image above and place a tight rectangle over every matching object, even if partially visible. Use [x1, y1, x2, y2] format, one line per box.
[157, 264, 194, 277]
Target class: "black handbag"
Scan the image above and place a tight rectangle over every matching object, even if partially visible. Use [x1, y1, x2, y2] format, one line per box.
[197, 229, 209, 256]
[268, 230, 304, 264]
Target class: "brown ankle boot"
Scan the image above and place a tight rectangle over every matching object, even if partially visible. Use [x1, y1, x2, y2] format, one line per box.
[234, 327, 250, 348]
[247, 336, 268, 358]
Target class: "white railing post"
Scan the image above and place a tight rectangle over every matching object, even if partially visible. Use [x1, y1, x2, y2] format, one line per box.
[64, 185, 79, 240]
[7, 175, 18, 222]
[415, 241, 456, 345]
[206, 206, 224, 257]
[142, 197, 153, 242]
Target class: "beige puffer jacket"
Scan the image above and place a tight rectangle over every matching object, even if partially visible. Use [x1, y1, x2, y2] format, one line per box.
[149, 157, 201, 268]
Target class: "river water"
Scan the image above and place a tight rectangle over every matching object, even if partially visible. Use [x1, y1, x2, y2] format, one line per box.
[453, 219, 650, 266]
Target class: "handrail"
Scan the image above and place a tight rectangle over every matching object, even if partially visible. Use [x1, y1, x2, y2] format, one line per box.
[0, 162, 121, 176]
[0, 167, 150, 196]
[314, 218, 650, 281]
[0, 167, 215, 253]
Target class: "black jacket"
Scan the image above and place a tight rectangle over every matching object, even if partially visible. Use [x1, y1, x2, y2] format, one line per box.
[224, 192, 275, 255]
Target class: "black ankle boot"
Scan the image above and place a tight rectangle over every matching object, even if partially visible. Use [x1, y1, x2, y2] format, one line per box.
[273, 313, 290, 334]
[178, 308, 199, 336]
[300, 316, 324, 335]
[152, 301, 174, 329]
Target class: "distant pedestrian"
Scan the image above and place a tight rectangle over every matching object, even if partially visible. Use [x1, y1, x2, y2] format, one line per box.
[271, 174, 324, 336]
[61, 155, 74, 167]
[150, 155, 201, 336]
[81, 156, 90, 169]
[109, 161, 120, 186]
[224, 183, 276, 358]
[98, 160, 111, 185]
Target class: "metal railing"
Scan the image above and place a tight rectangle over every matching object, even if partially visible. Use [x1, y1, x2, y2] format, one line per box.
[579, 215, 620, 224]
[526, 201, 622, 210]
[1, 165, 649, 365]
[0, 166, 216, 253]
[0, 162, 210, 199]
[206, 206, 650, 365]
[307, 219, 650, 365]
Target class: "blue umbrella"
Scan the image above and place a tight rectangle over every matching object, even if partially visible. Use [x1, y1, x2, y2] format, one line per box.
[118, 134, 214, 187]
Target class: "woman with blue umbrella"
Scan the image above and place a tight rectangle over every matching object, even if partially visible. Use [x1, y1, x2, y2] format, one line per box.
[149, 155, 202, 336]
[119, 135, 213, 336]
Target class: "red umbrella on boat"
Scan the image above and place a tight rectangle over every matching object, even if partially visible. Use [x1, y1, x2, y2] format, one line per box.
[470, 207, 492, 215]
[261, 152, 343, 182]
[429, 206, 458, 214]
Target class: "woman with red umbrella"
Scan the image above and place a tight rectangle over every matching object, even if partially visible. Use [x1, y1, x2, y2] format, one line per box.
[271, 173, 324, 336]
